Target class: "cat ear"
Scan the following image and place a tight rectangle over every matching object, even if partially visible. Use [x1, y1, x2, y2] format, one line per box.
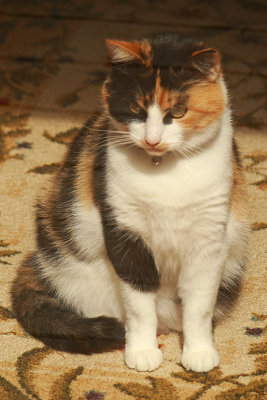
[106, 39, 142, 63]
[189, 48, 221, 82]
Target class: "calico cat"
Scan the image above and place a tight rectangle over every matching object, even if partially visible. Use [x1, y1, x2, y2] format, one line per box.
[11, 32, 249, 373]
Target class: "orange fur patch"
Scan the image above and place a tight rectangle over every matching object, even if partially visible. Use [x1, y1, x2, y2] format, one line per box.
[38, 182, 70, 253]
[154, 70, 179, 112]
[181, 81, 225, 131]
[139, 39, 152, 68]
[75, 148, 95, 208]
[101, 78, 110, 106]
[137, 93, 152, 110]
[13, 264, 44, 295]
[75, 116, 109, 208]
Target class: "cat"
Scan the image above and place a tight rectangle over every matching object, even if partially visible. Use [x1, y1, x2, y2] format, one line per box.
[11, 32, 249, 373]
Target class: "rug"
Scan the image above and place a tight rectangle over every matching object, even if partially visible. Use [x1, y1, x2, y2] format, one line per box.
[0, 1, 266, 399]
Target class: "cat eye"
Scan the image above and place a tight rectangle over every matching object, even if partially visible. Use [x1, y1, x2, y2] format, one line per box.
[171, 107, 187, 119]
[129, 103, 143, 114]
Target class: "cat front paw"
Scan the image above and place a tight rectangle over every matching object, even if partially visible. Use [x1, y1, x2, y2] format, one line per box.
[181, 347, 219, 372]
[125, 348, 163, 372]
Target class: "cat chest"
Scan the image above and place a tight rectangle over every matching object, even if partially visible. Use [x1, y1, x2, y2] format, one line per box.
[109, 190, 229, 281]
[106, 139, 231, 210]
[106, 145, 231, 276]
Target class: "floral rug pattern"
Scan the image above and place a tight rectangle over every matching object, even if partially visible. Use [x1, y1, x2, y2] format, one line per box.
[0, 1, 266, 399]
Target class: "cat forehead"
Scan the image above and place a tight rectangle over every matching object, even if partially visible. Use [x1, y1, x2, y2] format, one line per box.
[105, 35, 222, 115]
[107, 34, 206, 67]
[110, 63, 183, 111]
[107, 35, 221, 89]
[136, 70, 181, 111]
[109, 48, 201, 102]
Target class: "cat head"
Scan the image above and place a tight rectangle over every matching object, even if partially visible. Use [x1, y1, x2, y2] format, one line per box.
[103, 32, 227, 157]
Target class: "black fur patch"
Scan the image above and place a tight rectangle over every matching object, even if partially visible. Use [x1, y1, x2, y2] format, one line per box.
[36, 202, 62, 263]
[26, 298, 125, 354]
[103, 214, 160, 292]
[215, 263, 244, 321]
[232, 137, 242, 168]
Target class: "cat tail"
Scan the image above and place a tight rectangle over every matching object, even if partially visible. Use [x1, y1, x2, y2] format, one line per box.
[11, 253, 125, 354]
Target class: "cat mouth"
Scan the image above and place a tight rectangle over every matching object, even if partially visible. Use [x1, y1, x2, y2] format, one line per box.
[140, 140, 168, 156]
[144, 147, 166, 156]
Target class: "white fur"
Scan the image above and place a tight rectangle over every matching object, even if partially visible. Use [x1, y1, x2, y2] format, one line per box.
[145, 103, 165, 146]
[39, 251, 124, 321]
[121, 282, 163, 371]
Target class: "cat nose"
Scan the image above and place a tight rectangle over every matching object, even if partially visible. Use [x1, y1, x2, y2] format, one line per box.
[145, 123, 163, 147]
[145, 138, 160, 147]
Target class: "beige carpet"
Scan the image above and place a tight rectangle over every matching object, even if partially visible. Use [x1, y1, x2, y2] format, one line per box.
[0, 1, 266, 399]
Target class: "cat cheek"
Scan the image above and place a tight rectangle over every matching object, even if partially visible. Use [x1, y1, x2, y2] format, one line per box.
[181, 82, 225, 131]
[129, 122, 146, 144]
[168, 121, 184, 145]
[180, 111, 218, 132]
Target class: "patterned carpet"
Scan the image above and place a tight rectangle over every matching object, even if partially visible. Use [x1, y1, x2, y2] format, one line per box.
[0, 1, 266, 399]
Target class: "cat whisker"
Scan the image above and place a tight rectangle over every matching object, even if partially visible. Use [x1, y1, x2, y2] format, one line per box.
[87, 127, 130, 135]
[96, 136, 136, 149]
[171, 142, 205, 160]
